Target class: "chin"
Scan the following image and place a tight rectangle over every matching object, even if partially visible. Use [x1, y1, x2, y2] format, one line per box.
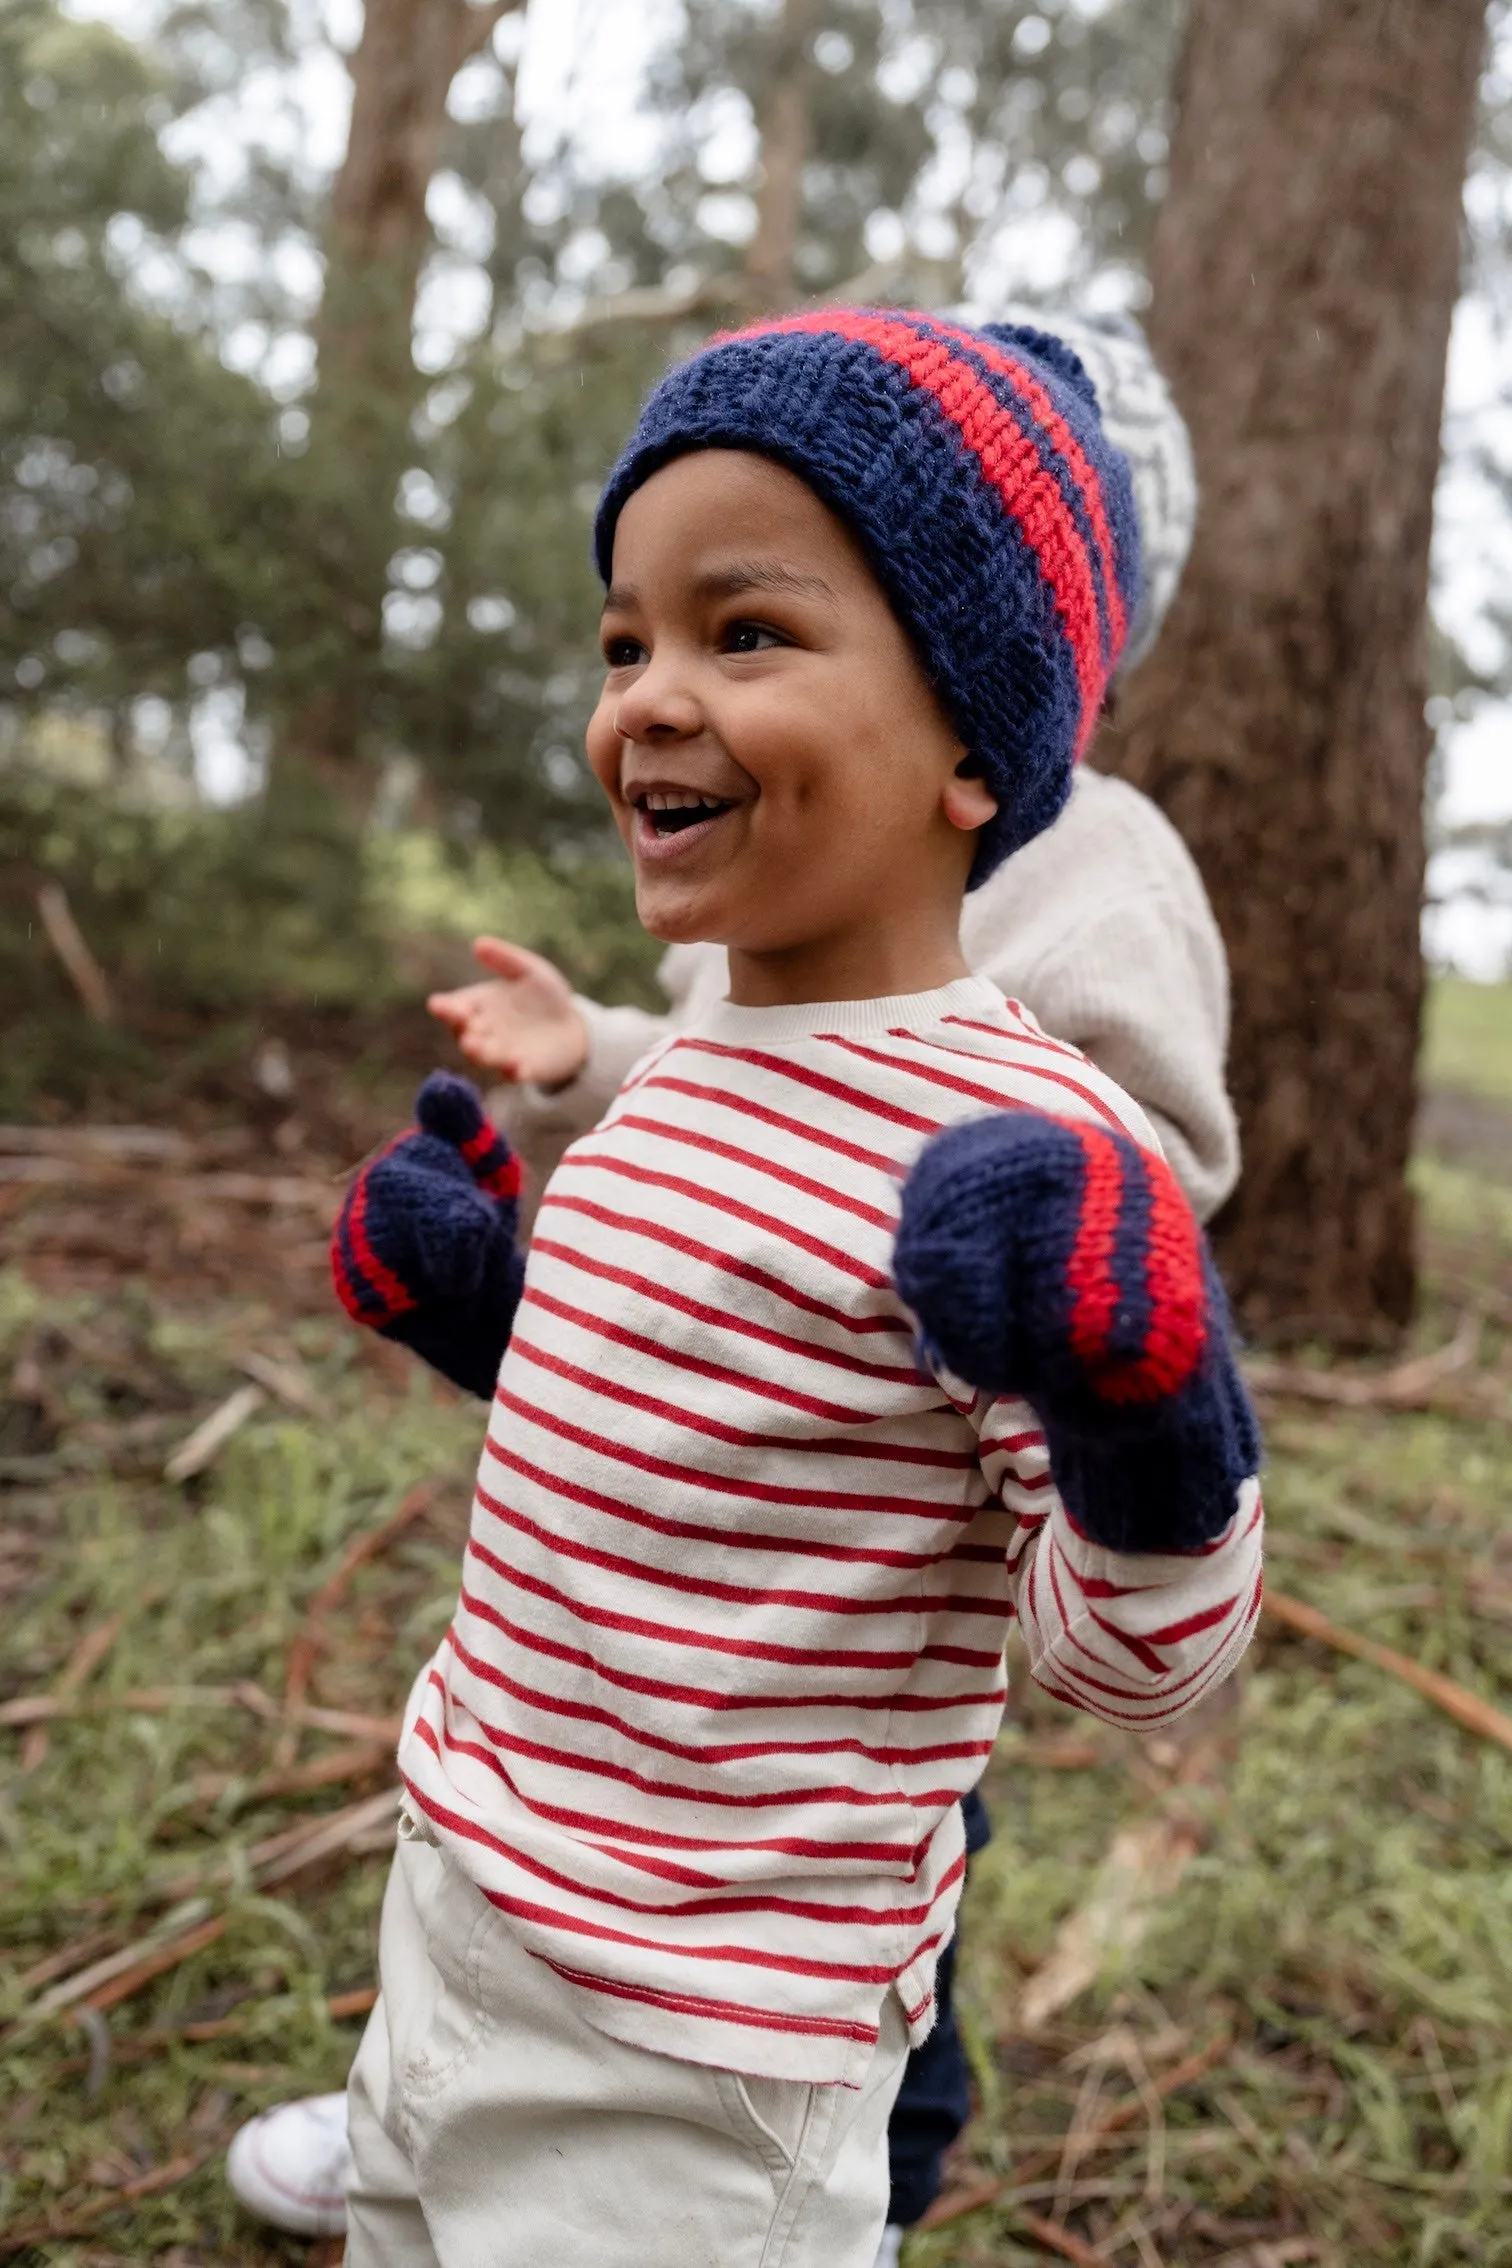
[633, 879, 726, 947]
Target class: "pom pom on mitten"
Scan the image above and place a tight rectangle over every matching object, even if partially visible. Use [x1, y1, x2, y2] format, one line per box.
[331, 1072, 526, 1400]
[894, 1109, 1260, 1554]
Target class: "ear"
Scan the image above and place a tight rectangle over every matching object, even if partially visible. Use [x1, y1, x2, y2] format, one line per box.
[942, 760, 998, 835]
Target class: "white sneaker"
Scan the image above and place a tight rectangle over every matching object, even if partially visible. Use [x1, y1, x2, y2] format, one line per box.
[873, 2227, 904, 2268]
[226, 2089, 351, 2236]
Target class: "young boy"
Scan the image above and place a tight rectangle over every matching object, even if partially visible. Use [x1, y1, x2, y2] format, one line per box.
[333, 311, 1263, 2267]
[227, 314, 1243, 2260]
[440, 307, 1236, 1237]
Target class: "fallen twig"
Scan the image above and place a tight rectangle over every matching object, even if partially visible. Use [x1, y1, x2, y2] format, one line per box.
[0, 1681, 399, 1737]
[920, 2034, 1234, 2229]
[164, 1383, 267, 1482]
[192, 1737, 391, 1806]
[1015, 1706, 1235, 2036]
[36, 880, 114, 1021]
[276, 1482, 433, 1768]
[31, 1912, 224, 2018]
[1244, 1310, 1483, 1412]
[47, 1985, 381, 2079]
[17, 1927, 122, 1993]
[1263, 1587, 1512, 1753]
[20, 1605, 130, 1774]
[1004, 1734, 1104, 1771]
[0, 2148, 219, 2256]
[0, 1123, 195, 1161]
[237, 1346, 329, 1418]
[1018, 1814, 1203, 2034]
[14, 1790, 398, 2026]
[1016, 2209, 1106, 2266]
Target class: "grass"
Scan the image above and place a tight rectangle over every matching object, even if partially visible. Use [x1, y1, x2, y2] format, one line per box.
[1422, 976, 1512, 1106]
[3, 991, 1512, 2264]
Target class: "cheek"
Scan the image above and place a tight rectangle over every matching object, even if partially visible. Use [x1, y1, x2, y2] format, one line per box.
[584, 696, 622, 802]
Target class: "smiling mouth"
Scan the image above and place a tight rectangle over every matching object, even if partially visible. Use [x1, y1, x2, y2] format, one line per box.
[633, 790, 738, 837]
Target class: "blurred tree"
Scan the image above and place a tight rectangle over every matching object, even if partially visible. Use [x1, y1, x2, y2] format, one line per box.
[276, 0, 521, 794]
[0, 0, 293, 763]
[1100, 0, 1490, 1345]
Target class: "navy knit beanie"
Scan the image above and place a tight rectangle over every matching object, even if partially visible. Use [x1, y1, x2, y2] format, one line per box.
[594, 308, 1141, 885]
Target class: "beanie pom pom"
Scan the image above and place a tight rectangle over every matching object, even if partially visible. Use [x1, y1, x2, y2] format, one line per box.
[982, 322, 1100, 411]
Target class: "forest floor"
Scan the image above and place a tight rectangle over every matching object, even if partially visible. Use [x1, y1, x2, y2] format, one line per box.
[2, 983, 1512, 2268]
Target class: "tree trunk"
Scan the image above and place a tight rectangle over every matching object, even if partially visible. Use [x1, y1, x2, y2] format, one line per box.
[1099, 0, 1488, 1346]
[278, 0, 519, 792]
[743, 0, 825, 307]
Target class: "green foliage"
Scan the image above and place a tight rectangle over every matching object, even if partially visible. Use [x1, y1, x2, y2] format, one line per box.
[0, 755, 658, 1116]
[0, 0, 297, 720]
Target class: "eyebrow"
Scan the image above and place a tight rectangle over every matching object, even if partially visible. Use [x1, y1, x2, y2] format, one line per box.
[602, 561, 838, 613]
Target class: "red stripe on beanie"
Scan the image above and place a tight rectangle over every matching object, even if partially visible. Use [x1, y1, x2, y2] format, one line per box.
[727, 309, 1109, 753]
[923, 314, 1128, 659]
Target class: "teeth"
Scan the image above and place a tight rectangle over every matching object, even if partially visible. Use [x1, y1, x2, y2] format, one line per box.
[643, 789, 718, 810]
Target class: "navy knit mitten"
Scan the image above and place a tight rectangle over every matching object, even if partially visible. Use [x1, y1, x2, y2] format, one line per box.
[894, 1110, 1260, 1554]
[331, 1073, 525, 1400]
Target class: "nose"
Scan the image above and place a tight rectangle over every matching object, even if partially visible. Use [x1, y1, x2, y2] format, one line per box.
[612, 646, 703, 744]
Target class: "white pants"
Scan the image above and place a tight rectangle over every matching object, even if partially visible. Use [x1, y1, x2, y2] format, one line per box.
[346, 1820, 911, 2268]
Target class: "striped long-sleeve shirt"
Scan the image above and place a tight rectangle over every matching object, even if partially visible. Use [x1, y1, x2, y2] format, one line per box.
[399, 975, 1263, 2086]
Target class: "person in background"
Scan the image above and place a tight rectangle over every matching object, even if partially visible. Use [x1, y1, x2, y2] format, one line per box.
[226, 309, 1237, 2267]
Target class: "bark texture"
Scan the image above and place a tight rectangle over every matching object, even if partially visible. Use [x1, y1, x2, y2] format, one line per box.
[744, 0, 825, 307]
[1099, 0, 1488, 1344]
[281, 0, 519, 790]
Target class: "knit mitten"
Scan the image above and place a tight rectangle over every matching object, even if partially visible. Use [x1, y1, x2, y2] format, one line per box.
[893, 1110, 1259, 1553]
[331, 1072, 526, 1401]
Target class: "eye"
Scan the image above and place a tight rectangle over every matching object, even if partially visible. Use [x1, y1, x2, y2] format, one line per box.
[723, 619, 788, 655]
[602, 633, 645, 668]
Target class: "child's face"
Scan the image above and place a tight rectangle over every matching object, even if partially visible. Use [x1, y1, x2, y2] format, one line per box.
[586, 450, 995, 980]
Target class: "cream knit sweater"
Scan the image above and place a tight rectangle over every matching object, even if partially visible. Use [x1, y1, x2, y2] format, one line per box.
[498, 770, 1237, 1226]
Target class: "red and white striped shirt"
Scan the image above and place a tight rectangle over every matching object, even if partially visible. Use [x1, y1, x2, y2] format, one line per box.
[400, 976, 1263, 2085]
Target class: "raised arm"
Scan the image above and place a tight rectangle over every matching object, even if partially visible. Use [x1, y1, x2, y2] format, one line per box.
[894, 1105, 1264, 1725]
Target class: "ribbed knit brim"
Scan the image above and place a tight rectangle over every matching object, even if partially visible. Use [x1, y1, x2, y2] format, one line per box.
[594, 308, 1141, 886]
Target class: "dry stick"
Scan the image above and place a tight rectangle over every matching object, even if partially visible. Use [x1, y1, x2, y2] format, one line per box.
[0, 2146, 219, 2258]
[22, 1790, 398, 2023]
[237, 1346, 329, 1418]
[164, 1382, 267, 1482]
[85, 1917, 230, 2016]
[919, 2034, 1234, 2230]
[275, 1481, 433, 1769]
[192, 1737, 390, 1805]
[0, 1123, 195, 1161]
[36, 880, 114, 1021]
[1263, 1588, 1512, 1753]
[47, 1987, 381, 2079]
[0, 1684, 400, 1738]
[19, 1604, 130, 1775]
[16, 1928, 122, 1994]
[1243, 1308, 1483, 1412]
[1016, 2209, 1107, 2267]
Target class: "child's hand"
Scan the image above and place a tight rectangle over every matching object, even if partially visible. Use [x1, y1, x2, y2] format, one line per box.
[331, 1072, 526, 1400]
[893, 1109, 1260, 1553]
[428, 938, 589, 1088]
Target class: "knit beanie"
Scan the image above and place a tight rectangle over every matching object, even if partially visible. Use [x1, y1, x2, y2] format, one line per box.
[594, 308, 1141, 886]
[993, 304, 1195, 677]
